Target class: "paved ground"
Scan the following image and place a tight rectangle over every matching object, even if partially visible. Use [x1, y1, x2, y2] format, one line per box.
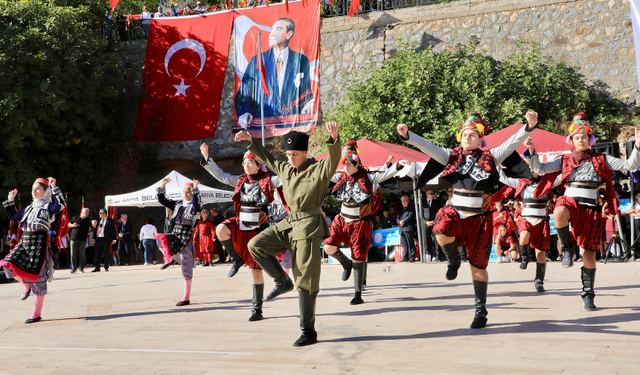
[1, 259, 640, 375]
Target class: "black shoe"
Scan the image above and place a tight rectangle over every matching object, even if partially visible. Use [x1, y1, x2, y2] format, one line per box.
[263, 278, 294, 302]
[561, 250, 574, 268]
[79, 269, 84, 274]
[342, 261, 353, 281]
[583, 296, 596, 311]
[21, 288, 31, 301]
[470, 315, 488, 329]
[249, 309, 264, 321]
[161, 260, 176, 270]
[535, 283, 546, 293]
[104, 268, 109, 272]
[446, 263, 460, 280]
[91, 268, 100, 272]
[228, 261, 243, 278]
[70, 268, 77, 274]
[203, 262, 210, 267]
[350, 295, 364, 305]
[176, 300, 190, 306]
[293, 332, 318, 347]
[25, 316, 42, 324]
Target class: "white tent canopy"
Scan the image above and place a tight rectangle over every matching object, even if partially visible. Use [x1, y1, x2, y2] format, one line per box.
[105, 171, 234, 208]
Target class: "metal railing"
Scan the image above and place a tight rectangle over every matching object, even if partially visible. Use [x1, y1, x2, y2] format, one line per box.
[321, 0, 461, 18]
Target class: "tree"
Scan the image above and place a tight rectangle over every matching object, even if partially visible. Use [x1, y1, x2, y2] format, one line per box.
[327, 41, 623, 147]
[0, 0, 124, 214]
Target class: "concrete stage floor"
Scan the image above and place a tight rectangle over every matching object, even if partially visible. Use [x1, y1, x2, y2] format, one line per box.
[1, 259, 640, 375]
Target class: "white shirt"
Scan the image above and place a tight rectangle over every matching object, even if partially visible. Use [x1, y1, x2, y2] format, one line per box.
[155, 12, 166, 17]
[98, 218, 106, 238]
[273, 47, 289, 96]
[140, 224, 158, 240]
[141, 11, 152, 23]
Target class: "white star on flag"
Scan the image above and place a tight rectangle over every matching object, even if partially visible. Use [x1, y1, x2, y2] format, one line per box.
[173, 79, 190, 97]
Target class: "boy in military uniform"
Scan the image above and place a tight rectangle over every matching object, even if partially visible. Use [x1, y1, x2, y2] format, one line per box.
[235, 121, 341, 347]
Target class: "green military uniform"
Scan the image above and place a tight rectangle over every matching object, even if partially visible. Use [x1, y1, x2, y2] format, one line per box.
[247, 133, 341, 346]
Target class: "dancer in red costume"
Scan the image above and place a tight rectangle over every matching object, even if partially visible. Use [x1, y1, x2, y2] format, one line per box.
[193, 209, 219, 266]
[200, 143, 284, 321]
[526, 113, 640, 310]
[398, 111, 538, 328]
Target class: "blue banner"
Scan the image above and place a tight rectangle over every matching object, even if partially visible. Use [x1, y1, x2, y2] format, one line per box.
[372, 228, 401, 247]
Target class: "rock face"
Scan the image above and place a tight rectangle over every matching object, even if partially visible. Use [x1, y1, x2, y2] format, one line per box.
[119, 0, 638, 162]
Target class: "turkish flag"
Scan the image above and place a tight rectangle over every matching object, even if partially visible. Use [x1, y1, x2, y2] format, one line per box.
[110, 0, 120, 10]
[57, 206, 70, 250]
[133, 13, 234, 142]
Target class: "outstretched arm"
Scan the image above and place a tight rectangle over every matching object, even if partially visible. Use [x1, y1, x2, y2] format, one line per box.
[368, 160, 409, 185]
[321, 121, 342, 179]
[397, 124, 451, 165]
[523, 136, 563, 174]
[497, 168, 520, 189]
[490, 112, 538, 165]
[200, 143, 241, 187]
[606, 130, 640, 170]
[157, 177, 176, 210]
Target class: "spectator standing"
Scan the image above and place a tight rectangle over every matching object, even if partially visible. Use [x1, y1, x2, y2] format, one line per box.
[170, 4, 180, 16]
[155, 6, 166, 17]
[115, 11, 127, 41]
[423, 189, 444, 261]
[164, 208, 174, 234]
[140, 6, 152, 38]
[117, 214, 134, 266]
[86, 220, 97, 268]
[380, 209, 396, 229]
[92, 209, 117, 272]
[195, 1, 207, 12]
[398, 195, 416, 262]
[104, 9, 114, 42]
[183, 4, 195, 15]
[140, 218, 158, 265]
[68, 208, 92, 273]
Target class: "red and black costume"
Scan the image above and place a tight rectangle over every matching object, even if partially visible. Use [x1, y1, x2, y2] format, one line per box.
[201, 152, 284, 321]
[325, 141, 402, 305]
[193, 218, 218, 265]
[528, 112, 640, 310]
[401, 112, 535, 329]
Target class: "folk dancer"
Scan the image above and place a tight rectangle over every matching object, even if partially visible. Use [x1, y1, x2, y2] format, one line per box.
[397, 111, 538, 328]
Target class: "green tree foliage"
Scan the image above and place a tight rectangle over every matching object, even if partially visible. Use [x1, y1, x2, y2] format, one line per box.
[328, 40, 623, 147]
[0, 0, 123, 208]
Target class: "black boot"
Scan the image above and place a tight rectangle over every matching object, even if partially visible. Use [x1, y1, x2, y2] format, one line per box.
[470, 280, 488, 329]
[520, 244, 530, 270]
[220, 238, 244, 278]
[581, 267, 597, 311]
[363, 261, 367, 289]
[556, 226, 574, 268]
[534, 262, 546, 292]
[329, 249, 352, 281]
[293, 290, 318, 347]
[256, 255, 294, 302]
[350, 262, 365, 305]
[249, 284, 264, 321]
[441, 242, 461, 280]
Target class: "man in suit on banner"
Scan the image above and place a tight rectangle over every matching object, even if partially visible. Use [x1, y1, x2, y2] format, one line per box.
[236, 18, 315, 128]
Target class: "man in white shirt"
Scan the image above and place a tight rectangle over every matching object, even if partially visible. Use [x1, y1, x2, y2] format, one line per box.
[91, 209, 117, 272]
[139, 218, 159, 265]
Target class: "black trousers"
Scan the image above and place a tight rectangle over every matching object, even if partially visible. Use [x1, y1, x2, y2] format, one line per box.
[94, 239, 111, 270]
[118, 239, 133, 265]
[400, 228, 416, 260]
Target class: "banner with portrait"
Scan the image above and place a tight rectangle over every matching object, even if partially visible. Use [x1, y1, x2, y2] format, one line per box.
[232, 1, 320, 139]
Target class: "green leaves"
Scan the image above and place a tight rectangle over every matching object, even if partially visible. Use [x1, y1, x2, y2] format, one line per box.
[328, 41, 621, 148]
[0, 0, 122, 211]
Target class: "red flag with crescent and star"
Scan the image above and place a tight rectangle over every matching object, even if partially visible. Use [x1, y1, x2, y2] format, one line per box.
[133, 12, 235, 142]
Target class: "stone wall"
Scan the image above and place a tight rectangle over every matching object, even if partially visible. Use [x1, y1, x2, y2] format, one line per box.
[121, 0, 638, 162]
[320, 0, 638, 112]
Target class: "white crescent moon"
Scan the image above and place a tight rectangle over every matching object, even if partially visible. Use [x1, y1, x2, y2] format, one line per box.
[164, 39, 206, 78]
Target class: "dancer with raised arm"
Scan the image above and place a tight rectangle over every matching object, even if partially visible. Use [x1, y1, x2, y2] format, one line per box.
[155, 178, 201, 307]
[238, 121, 341, 346]
[397, 112, 538, 328]
[494, 161, 561, 292]
[200, 144, 284, 321]
[324, 141, 408, 305]
[526, 113, 640, 310]
[1, 177, 66, 323]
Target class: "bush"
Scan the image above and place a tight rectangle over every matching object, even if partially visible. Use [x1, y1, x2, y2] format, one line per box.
[327, 40, 622, 147]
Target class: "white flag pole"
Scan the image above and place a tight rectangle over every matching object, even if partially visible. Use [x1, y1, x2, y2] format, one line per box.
[257, 32, 265, 146]
[631, 1, 640, 93]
